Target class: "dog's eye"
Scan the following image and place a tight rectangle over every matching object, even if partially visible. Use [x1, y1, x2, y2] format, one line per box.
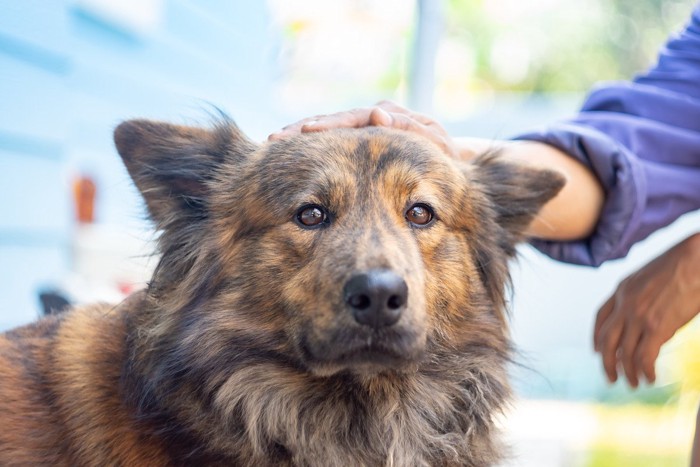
[405, 204, 434, 227]
[296, 205, 329, 228]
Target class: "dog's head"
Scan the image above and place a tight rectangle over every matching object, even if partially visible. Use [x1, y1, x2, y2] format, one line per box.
[115, 119, 563, 380]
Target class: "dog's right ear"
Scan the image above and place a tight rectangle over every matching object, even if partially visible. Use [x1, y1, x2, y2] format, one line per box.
[471, 151, 565, 247]
[114, 119, 257, 227]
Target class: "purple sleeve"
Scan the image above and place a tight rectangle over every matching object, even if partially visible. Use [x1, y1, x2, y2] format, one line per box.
[515, 5, 700, 267]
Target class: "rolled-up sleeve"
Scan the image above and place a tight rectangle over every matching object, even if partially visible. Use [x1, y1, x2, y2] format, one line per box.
[515, 5, 700, 266]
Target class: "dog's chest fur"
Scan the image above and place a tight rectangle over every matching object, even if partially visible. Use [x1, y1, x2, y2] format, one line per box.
[183, 352, 507, 466]
[0, 302, 506, 467]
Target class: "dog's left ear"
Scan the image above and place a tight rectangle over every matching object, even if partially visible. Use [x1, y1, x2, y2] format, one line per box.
[114, 119, 257, 227]
[472, 152, 565, 244]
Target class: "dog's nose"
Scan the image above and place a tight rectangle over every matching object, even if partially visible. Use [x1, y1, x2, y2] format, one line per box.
[344, 270, 407, 328]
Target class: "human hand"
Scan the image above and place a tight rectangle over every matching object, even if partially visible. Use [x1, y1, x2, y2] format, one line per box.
[594, 233, 700, 387]
[268, 100, 466, 160]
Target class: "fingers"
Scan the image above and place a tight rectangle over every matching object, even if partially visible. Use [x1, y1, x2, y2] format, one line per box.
[376, 112, 456, 157]
[374, 100, 411, 114]
[594, 295, 615, 352]
[375, 101, 435, 126]
[268, 115, 325, 141]
[595, 295, 622, 383]
[268, 107, 392, 141]
[268, 100, 438, 141]
[634, 317, 679, 385]
[594, 288, 667, 388]
[384, 112, 433, 135]
[268, 102, 459, 158]
[618, 320, 643, 388]
[301, 108, 381, 133]
[368, 107, 394, 127]
[634, 335, 661, 384]
[597, 310, 624, 384]
[267, 110, 364, 140]
[596, 293, 649, 387]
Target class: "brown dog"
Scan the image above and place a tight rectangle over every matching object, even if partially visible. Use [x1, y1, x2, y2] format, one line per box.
[0, 119, 563, 466]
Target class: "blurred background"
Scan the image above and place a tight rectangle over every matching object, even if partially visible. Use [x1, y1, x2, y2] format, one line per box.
[2, 0, 699, 465]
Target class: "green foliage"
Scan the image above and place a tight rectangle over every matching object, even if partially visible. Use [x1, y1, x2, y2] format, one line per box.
[445, 0, 696, 91]
[596, 383, 680, 406]
[585, 448, 686, 467]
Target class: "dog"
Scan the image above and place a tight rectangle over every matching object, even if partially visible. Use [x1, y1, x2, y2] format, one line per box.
[0, 118, 563, 466]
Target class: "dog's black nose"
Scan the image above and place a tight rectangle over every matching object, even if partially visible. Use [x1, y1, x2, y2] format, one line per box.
[344, 270, 407, 328]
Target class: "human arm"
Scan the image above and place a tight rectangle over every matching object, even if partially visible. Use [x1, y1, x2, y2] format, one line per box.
[515, 4, 700, 266]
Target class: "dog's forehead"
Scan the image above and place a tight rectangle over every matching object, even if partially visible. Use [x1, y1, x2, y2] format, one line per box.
[236, 128, 470, 220]
[260, 128, 454, 178]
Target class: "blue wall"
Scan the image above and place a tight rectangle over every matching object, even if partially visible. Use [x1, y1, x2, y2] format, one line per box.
[0, 0, 277, 329]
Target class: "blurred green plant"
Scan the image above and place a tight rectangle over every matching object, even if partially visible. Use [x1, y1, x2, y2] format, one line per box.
[582, 403, 696, 466]
[270, 0, 697, 113]
[585, 448, 686, 467]
[671, 319, 700, 396]
[445, 0, 696, 91]
[596, 383, 680, 406]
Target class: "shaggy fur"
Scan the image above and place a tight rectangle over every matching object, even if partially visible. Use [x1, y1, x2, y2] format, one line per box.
[0, 119, 563, 466]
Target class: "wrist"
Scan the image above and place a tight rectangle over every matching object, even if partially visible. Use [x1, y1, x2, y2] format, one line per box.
[679, 233, 700, 289]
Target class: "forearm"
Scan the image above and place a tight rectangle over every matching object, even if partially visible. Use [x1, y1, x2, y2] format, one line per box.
[454, 137, 605, 241]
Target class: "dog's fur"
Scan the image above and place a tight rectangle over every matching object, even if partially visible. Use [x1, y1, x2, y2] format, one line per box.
[0, 119, 563, 466]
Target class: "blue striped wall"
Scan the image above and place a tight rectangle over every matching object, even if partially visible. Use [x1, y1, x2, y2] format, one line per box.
[0, 0, 276, 329]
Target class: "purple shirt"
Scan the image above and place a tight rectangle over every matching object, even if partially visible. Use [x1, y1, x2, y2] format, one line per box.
[516, 4, 700, 267]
